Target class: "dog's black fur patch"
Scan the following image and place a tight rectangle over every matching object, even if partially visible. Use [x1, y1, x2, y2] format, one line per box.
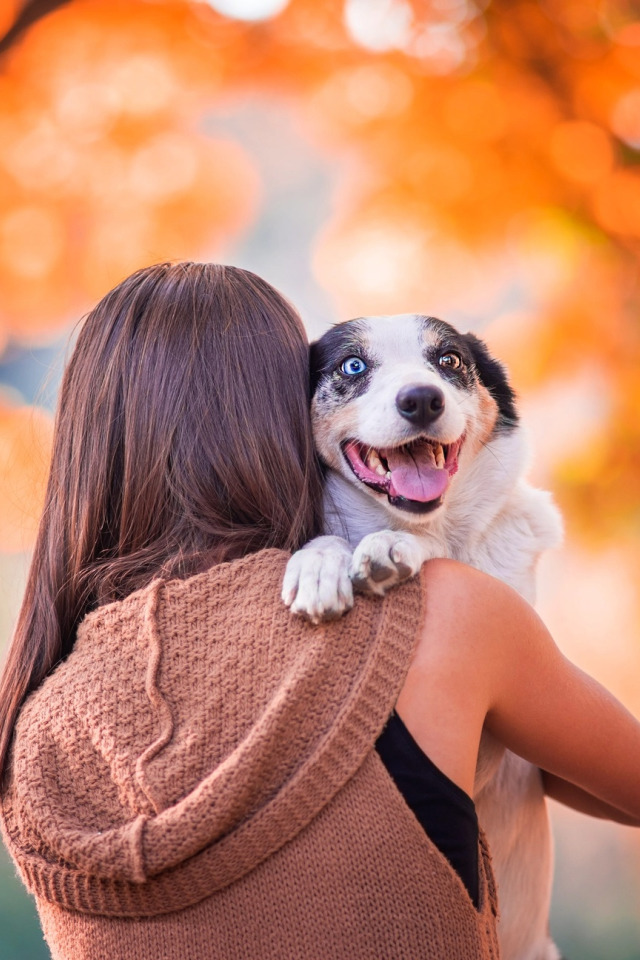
[420, 320, 473, 388]
[461, 333, 519, 430]
[418, 317, 482, 395]
[310, 319, 374, 402]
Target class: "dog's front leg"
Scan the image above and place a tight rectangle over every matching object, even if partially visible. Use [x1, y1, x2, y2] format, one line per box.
[350, 530, 446, 596]
[282, 535, 354, 623]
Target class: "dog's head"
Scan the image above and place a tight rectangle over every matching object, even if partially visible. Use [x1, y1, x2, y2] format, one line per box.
[310, 313, 518, 524]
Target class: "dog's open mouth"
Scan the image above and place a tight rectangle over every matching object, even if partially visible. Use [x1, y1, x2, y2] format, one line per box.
[341, 436, 462, 513]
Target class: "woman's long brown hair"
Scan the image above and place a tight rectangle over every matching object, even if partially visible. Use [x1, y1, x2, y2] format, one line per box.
[0, 262, 323, 780]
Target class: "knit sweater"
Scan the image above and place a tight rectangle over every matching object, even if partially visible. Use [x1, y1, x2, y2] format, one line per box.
[1, 549, 500, 959]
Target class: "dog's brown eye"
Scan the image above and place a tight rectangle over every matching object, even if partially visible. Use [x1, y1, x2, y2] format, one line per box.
[439, 352, 462, 370]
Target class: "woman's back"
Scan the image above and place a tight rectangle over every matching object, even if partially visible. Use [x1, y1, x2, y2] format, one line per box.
[1, 550, 500, 960]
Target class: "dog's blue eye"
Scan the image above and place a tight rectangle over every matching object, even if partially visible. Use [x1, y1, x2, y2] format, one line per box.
[341, 356, 367, 376]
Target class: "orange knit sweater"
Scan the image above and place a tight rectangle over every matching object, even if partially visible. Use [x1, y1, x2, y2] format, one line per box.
[1, 549, 500, 959]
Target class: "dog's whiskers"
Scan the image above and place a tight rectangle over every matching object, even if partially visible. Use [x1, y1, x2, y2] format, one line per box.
[477, 438, 510, 472]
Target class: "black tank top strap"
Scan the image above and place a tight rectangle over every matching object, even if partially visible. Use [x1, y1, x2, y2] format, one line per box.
[375, 710, 480, 909]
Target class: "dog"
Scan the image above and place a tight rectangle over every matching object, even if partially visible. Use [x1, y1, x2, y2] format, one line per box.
[282, 313, 563, 960]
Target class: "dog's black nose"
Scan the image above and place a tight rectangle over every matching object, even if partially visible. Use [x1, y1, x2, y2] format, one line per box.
[396, 385, 444, 426]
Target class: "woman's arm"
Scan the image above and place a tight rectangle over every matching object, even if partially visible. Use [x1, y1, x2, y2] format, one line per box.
[541, 771, 640, 826]
[396, 558, 640, 824]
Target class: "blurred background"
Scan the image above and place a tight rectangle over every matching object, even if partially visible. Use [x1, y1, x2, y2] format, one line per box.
[0, 0, 639, 956]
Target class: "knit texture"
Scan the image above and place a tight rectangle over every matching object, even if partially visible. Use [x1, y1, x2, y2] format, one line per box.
[1, 549, 500, 959]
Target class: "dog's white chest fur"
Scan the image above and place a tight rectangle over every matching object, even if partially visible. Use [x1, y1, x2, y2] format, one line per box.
[283, 314, 563, 960]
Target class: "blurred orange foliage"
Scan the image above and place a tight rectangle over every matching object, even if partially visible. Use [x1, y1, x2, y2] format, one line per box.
[0, 0, 259, 337]
[0, 0, 639, 550]
[0, 396, 53, 552]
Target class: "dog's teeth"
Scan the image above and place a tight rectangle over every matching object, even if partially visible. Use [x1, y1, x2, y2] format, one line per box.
[435, 444, 445, 468]
[386, 470, 392, 480]
[368, 449, 384, 472]
[368, 449, 389, 479]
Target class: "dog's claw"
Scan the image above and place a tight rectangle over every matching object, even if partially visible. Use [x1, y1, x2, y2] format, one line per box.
[350, 572, 370, 593]
[350, 531, 425, 596]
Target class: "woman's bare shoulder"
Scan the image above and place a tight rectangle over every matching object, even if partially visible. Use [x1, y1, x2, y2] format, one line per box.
[419, 556, 529, 607]
[415, 558, 541, 662]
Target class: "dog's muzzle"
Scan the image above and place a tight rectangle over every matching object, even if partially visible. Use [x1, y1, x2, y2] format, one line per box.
[396, 385, 444, 430]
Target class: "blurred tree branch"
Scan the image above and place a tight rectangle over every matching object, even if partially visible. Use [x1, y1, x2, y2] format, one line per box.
[0, 0, 72, 57]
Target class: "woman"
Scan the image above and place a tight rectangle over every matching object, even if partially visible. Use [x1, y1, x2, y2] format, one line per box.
[0, 262, 638, 960]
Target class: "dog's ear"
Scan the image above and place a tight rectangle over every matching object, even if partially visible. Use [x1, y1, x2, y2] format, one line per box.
[461, 333, 519, 428]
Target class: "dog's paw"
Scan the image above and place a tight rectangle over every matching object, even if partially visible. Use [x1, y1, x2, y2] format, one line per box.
[350, 530, 424, 596]
[282, 536, 354, 624]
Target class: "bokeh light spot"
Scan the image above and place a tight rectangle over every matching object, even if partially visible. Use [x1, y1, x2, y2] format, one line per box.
[55, 82, 120, 142]
[111, 55, 176, 116]
[341, 226, 424, 296]
[610, 88, 640, 149]
[3, 121, 78, 193]
[1, 206, 65, 279]
[410, 22, 468, 73]
[204, 0, 290, 21]
[313, 215, 430, 315]
[129, 133, 199, 201]
[344, 0, 413, 52]
[593, 170, 640, 236]
[344, 65, 413, 120]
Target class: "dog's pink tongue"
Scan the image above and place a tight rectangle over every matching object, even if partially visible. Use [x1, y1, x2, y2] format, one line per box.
[386, 446, 449, 502]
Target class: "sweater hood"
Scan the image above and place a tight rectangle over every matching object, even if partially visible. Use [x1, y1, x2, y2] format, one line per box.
[1, 549, 422, 917]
